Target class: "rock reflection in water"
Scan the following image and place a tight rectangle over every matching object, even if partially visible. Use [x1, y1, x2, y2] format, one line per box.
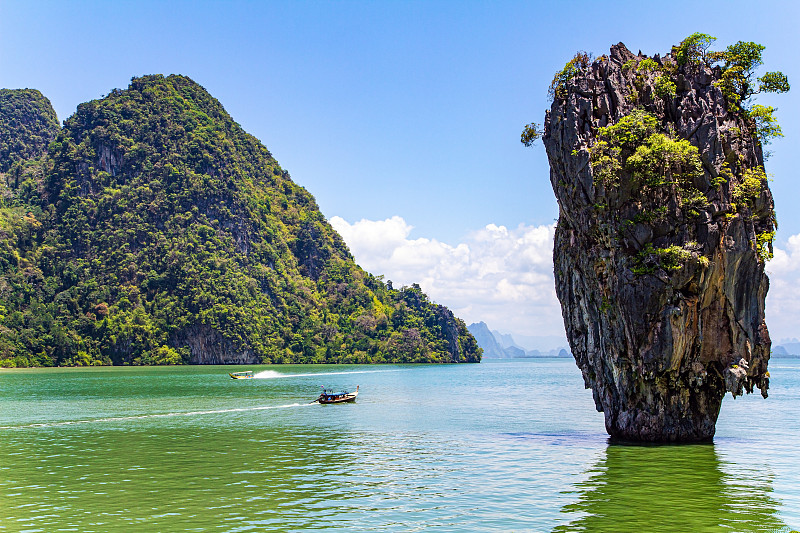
[555, 443, 787, 532]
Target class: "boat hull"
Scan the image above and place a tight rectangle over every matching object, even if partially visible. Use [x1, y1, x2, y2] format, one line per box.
[317, 390, 358, 404]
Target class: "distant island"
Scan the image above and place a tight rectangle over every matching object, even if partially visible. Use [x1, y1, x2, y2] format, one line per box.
[0, 78, 482, 367]
[467, 321, 570, 358]
[772, 341, 800, 358]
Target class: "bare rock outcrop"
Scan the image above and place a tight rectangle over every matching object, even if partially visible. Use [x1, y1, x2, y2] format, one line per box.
[172, 324, 260, 364]
[543, 43, 775, 442]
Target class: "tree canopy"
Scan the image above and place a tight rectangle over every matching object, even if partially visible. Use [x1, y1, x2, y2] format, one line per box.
[0, 89, 59, 174]
[0, 75, 482, 367]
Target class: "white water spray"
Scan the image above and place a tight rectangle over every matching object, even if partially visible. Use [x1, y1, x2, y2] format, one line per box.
[253, 368, 404, 379]
[0, 402, 314, 430]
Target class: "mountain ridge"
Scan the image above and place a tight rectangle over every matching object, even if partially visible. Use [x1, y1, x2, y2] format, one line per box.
[467, 321, 570, 358]
[0, 75, 482, 367]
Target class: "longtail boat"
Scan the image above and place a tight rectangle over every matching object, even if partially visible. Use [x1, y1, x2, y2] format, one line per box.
[317, 385, 358, 404]
[229, 371, 254, 379]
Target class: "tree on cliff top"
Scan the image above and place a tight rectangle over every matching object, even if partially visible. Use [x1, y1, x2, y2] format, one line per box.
[526, 34, 790, 149]
[677, 33, 790, 145]
[675, 33, 716, 66]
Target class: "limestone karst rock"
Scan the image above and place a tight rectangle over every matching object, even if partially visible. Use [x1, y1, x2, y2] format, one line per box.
[0, 75, 482, 366]
[542, 43, 776, 442]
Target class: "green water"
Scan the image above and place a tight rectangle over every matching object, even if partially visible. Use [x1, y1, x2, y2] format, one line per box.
[1, 360, 798, 532]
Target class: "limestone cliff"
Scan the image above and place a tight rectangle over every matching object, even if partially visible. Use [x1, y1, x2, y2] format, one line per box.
[543, 42, 777, 441]
[0, 76, 482, 367]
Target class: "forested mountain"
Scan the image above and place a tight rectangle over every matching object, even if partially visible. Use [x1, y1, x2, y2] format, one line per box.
[0, 75, 481, 366]
[0, 89, 60, 174]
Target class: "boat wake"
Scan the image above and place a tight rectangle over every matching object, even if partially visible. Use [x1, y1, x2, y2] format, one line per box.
[253, 368, 403, 379]
[0, 402, 313, 430]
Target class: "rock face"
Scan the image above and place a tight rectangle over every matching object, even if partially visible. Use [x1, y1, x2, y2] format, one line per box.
[172, 325, 259, 364]
[543, 43, 774, 441]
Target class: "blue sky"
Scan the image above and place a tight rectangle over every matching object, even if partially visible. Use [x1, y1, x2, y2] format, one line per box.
[2, 0, 799, 343]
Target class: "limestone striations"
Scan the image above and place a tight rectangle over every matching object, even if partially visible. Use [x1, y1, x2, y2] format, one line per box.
[543, 42, 777, 441]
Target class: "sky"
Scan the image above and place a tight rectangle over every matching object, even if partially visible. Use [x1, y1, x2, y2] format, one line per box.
[2, 0, 799, 344]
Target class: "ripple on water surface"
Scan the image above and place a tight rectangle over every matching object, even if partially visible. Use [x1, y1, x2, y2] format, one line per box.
[0, 360, 798, 532]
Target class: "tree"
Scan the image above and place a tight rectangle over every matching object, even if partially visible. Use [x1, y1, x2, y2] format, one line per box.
[710, 40, 790, 107]
[748, 104, 783, 145]
[547, 51, 593, 101]
[675, 32, 716, 66]
[520, 122, 542, 147]
[757, 71, 790, 95]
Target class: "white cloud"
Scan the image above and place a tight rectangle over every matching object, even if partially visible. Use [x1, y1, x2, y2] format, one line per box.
[330, 217, 800, 346]
[766, 233, 800, 275]
[329, 215, 564, 338]
[766, 233, 800, 343]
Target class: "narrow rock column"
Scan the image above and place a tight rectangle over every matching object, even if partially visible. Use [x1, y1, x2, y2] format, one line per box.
[543, 43, 774, 442]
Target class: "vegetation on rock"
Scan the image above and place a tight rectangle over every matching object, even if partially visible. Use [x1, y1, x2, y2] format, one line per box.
[0, 89, 60, 174]
[676, 33, 790, 147]
[548, 51, 593, 101]
[0, 75, 481, 367]
[535, 35, 787, 442]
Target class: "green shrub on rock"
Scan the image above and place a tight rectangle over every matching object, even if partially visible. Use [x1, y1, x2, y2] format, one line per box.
[548, 51, 593, 101]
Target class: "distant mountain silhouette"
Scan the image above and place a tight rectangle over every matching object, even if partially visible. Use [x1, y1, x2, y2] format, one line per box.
[467, 321, 571, 358]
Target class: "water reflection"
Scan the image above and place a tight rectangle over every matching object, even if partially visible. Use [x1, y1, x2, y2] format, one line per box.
[556, 443, 788, 532]
[4, 362, 798, 531]
[0, 421, 368, 531]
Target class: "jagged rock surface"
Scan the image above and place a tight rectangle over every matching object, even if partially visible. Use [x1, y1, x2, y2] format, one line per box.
[543, 43, 773, 442]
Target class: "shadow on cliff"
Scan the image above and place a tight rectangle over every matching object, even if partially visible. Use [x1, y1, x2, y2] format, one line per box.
[554, 443, 787, 532]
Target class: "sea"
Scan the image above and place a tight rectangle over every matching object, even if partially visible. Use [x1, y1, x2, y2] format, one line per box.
[1, 359, 798, 532]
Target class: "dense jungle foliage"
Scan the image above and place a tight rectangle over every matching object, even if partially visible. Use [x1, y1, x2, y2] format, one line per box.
[0, 89, 60, 175]
[0, 76, 481, 367]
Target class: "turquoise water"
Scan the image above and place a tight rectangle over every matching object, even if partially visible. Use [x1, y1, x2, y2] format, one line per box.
[1, 359, 798, 532]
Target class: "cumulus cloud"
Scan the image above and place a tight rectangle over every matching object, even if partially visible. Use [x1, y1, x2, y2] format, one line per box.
[330, 217, 800, 344]
[766, 234, 800, 343]
[329, 215, 564, 337]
